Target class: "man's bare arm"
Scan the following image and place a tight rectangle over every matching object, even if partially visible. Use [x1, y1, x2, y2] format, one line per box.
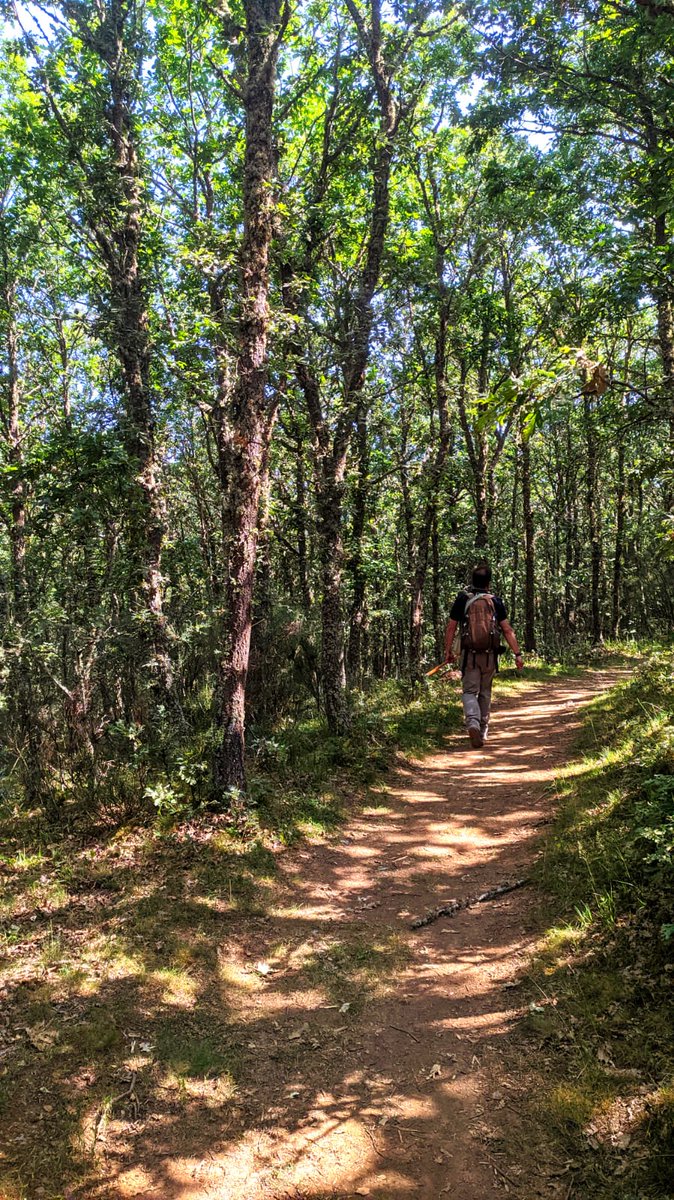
[500, 620, 524, 668]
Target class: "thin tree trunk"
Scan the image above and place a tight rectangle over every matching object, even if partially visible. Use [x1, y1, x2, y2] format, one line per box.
[317, 469, 349, 731]
[431, 505, 443, 662]
[654, 213, 674, 510]
[289, 0, 399, 733]
[583, 391, 603, 644]
[99, 0, 173, 695]
[294, 430, 312, 611]
[26, 0, 173, 695]
[475, 319, 491, 550]
[520, 422, 536, 652]
[407, 226, 452, 678]
[611, 337, 633, 639]
[248, 468, 274, 720]
[612, 437, 626, 638]
[347, 402, 369, 684]
[409, 550, 429, 675]
[510, 447, 519, 624]
[214, 0, 284, 791]
[56, 314, 73, 432]
[475, 433, 489, 551]
[454, 361, 489, 552]
[4, 285, 27, 615]
[564, 417, 576, 632]
[2, 276, 42, 804]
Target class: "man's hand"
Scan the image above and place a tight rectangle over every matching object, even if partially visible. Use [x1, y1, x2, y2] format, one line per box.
[515, 653, 524, 672]
[445, 651, 456, 666]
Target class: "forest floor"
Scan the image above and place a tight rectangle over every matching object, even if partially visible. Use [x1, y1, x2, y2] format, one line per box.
[2, 665, 654, 1200]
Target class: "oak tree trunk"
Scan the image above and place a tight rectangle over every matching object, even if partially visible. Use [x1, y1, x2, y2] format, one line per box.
[347, 403, 369, 684]
[214, 0, 283, 792]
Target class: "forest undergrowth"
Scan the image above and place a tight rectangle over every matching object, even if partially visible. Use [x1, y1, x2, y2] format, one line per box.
[0, 647, 667, 1200]
[518, 651, 674, 1198]
[0, 662, 480, 1199]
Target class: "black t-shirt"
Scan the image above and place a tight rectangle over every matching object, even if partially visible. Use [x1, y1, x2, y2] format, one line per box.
[450, 590, 508, 625]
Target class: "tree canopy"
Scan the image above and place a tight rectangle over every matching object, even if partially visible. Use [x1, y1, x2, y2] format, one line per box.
[0, 0, 672, 813]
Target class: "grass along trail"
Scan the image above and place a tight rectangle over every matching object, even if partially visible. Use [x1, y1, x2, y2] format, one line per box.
[0, 667, 626, 1200]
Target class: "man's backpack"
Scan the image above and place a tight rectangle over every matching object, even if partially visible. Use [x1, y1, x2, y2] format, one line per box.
[461, 590, 501, 655]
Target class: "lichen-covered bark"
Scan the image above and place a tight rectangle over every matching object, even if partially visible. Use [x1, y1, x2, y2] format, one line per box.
[214, 0, 283, 791]
[347, 403, 369, 684]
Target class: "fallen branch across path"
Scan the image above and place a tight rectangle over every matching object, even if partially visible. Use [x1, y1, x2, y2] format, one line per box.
[410, 879, 530, 929]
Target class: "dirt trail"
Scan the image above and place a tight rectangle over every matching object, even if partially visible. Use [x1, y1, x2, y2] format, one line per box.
[109, 670, 622, 1200]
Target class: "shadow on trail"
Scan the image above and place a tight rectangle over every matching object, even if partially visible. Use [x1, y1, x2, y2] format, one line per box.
[0, 670, 624, 1200]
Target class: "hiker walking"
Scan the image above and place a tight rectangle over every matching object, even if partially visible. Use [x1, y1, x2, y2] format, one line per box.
[443, 562, 523, 748]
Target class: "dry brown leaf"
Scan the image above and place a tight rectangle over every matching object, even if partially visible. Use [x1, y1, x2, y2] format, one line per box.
[25, 1026, 57, 1051]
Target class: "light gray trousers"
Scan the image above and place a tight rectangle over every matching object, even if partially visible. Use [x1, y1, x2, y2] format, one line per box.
[462, 652, 496, 738]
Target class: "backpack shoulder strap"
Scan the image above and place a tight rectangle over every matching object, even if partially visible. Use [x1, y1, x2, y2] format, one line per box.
[464, 590, 493, 613]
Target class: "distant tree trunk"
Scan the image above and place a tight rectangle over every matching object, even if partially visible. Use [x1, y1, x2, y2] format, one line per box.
[509, 448, 519, 624]
[290, 0, 399, 734]
[214, 0, 284, 791]
[563, 419, 577, 632]
[431, 506, 443, 661]
[289, 356, 352, 736]
[475, 319, 491, 550]
[90, 0, 174, 695]
[520, 422, 536, 652]
[612, 437, 626, 638]
[611, 340, 633, 639]
[474, 433, 490, 550]
[583, 391, 603, 644]
[32, 0, 173, 695]
[3, 284, 27, 616]
[347, 402, 369, 684]
[317, 465, 349, 731]
[409, 549, 429, 675]
[248, 469, 274, 720]
[293, 430, 312, 612]
[654, 213, 674, 511]
[455, 361, 490, 552]
[407, 241, 451, 679]
[2, 275, 42, 804]
[112, 270, 172, 693]
[55, 314, 73, 432]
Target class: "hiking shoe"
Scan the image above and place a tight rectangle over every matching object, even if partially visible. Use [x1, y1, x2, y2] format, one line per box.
[468, 727, 484, 748]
